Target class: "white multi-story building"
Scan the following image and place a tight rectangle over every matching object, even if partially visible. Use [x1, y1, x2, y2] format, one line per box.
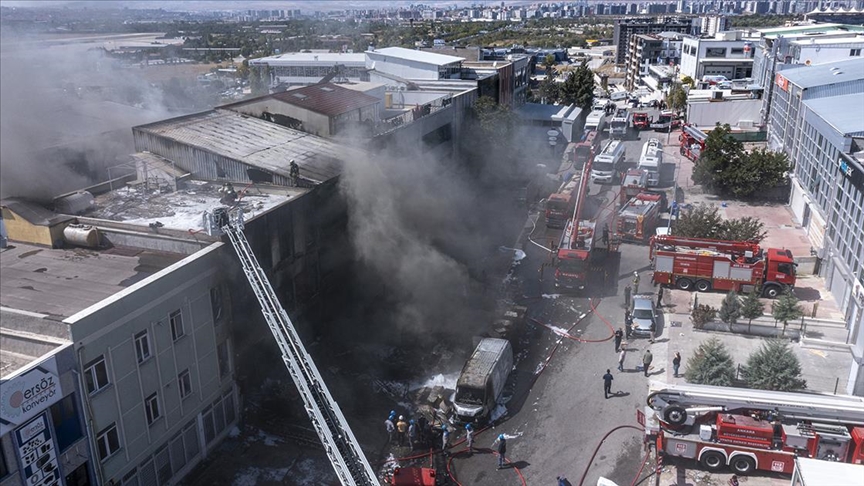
[752, 23, 864, 126]
[766, 58, 864, 395]
[699, 15, 728, 36]
[249, 52, 367, 87]
[680, 30, 757, 81]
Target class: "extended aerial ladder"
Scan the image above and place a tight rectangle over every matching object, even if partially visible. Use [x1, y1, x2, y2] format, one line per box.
[207, 208, 379, 486]
[649, 235, 761, 260]
[648, 382, 864, 427]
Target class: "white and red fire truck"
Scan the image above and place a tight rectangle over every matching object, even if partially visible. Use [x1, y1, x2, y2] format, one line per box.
[646, 383, 864, 476]
[617, 193, 663, 243]
[648, 235, 797, 298]
[679, 125, 707, 161]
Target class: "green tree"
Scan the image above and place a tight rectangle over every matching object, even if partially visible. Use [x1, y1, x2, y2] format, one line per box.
[719, 148, 790, 198]
[691, 124, 744, 192]
[717, 216, 768, 242]
[674, 203, 723, 239]
[742, 340, 806, 391]
[740, 286, 765, 333]
[690, 304, 718, 330]
[539, 54, 560, 104]
[718, 290, 741, 331]
[666, 83, 688, 114]
[772, 289, 803, 336]
[684, 337, 736, 386]
[561, 60, 595, 111]
[680, 75, 695, 88]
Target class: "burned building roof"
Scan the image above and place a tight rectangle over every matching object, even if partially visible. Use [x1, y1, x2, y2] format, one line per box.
[270, 83, 380, 117]
[133, 109, 365, 184]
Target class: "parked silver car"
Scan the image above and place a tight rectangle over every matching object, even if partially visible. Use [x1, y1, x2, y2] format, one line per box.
[631, 294, 657, 337]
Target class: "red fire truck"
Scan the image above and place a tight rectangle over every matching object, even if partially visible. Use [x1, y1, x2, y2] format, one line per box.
[555, 154, 619, 290]
[572, 129, 601, 169]
[679, 125, 707, 161]
[617, 193, 663, 243]
[545, 178, 580, 229]
[648, 235, 797, 298]
[632, 112, 651, 130]
[646, 383, 864, 476]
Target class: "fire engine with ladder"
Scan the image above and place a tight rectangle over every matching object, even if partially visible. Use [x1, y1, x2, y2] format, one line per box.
[645, 383, 864, 475]
[548, 131, 602, 228]
[205, 208, 431, 486]
[679, 125, 707, 162]
[555, 145, 620, 290]
[649, 235, 797, 298]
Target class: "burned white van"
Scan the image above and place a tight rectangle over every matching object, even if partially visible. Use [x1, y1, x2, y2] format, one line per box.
[453, 338, 513, 423]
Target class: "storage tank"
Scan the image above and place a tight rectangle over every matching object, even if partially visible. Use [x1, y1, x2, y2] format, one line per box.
[63, 224, 100, 248]
[55, 191, 94, 215]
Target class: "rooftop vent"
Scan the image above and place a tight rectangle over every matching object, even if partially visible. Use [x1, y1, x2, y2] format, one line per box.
[833, 71, 844, 75]
[319, 87, 334, 92]
[291, 93, 308, 99]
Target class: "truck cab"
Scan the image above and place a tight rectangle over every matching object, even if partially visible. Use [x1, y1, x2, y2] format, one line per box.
[763, 248, 797, 298]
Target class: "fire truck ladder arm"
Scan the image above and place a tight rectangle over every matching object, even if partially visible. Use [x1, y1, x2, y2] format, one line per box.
[223, 224, 379, 486]
[648, 383, 864, 426]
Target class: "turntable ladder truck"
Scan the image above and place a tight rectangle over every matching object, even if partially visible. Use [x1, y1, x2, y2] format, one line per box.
[207, 208, 379, 486]
[645, 383, 864, 475]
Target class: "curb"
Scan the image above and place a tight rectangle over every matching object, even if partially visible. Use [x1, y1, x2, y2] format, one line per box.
[800, 336, 852, 352]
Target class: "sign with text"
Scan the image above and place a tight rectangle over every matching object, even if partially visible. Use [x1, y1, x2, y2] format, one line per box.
[1, 358, 63, 436]
[775, 73, 789, 92]
[14, 413, 64, 486]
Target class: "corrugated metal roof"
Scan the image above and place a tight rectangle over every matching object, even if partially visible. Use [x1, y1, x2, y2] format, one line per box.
[134, 110, 363, 183]
[370, 47, 463, 66]
[803, 92, 864, 136]
[780, 57, 864, 89]
[271, 83, 380, 117]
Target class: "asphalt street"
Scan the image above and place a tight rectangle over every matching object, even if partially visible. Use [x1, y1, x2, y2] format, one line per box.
[445, 123, 674, 485]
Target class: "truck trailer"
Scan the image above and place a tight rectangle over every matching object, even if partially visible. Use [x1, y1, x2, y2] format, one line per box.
[649, 235, 797, 297]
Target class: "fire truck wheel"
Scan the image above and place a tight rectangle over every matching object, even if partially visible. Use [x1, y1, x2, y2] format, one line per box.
[675, 278, 693, 291]
[730, 455, 756, 475]
[699, 450, 726, 472]
[662, 405, 687, 425]
[695, 280, 711, 292]
[762, 286, 780, 299]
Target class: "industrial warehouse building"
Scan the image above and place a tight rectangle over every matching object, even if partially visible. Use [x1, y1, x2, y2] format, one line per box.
[767, 57, 864, 394]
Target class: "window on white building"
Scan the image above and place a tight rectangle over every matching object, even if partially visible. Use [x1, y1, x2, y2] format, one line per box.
[170, 310, 185, 341]
[179, 370, 193, 399]
[96, 424, 121, 461]
[84, 357, 110, 394]
[851, 49, 862, 57]
[134, 330, 151, 364]
[145, 393, 161, 425]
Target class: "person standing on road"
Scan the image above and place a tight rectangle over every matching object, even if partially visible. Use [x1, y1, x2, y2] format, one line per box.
[625, 311, 633, 339]
[465, 424, 474, 453]
[649, 320, 657, 344]
[618, 347, 627, 372]
[673, 352, 682, 378]
[385, 415, 395, 444]
[441, 424, 450, 455]
[494, 434, 507, 469]
[614, 328, 623, 352]
[603, 369, 614, 398]
[656, 286, 664, 308]
[408, 420, 417, 450]
[396, 416, 408, 446]
[633, 271, 640, 294]
[642, 350, 653, 377]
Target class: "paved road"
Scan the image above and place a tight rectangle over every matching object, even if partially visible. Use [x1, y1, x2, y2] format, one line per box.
[445, 124, 671, 485]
